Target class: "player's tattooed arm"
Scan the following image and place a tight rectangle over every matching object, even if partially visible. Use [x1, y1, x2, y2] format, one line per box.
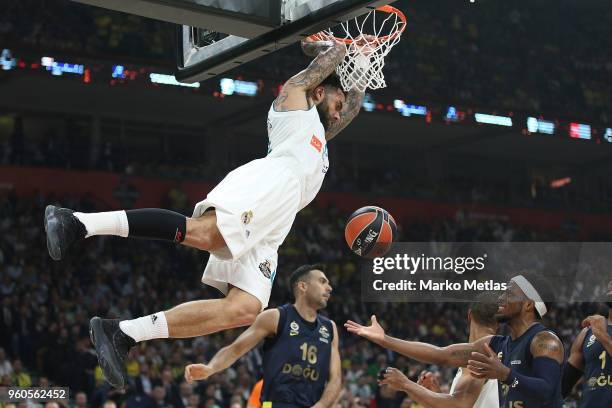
[301, 38, 334, 57]
[274, 37, 346, 111]
[325, 88, 365, 141]
[287, 38, 346, 90]
[530, 331, 565, 364]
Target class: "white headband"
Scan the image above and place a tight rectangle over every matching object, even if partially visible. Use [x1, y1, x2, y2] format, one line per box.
[510, 275, 547, 317]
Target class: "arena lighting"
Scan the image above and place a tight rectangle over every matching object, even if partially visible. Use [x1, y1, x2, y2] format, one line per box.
[219, 78, 257, 96]
[569, 122, 591, 140]
[550, 177, 571, 189]
[393, 99, 427, 117]
[149, 73, 200, 88]
[526, 117, 555, 134]
[603, 128, 612, 142]
[112, 65, 125, 78]
[111, 65, 138, 81]
[1, 49, 16, 71]
[362, 93, 376, 112]
[40, 56, 84, 76]
[40, 56, 83, 76]
[445, 106, 466, 122]
[474, 113, 513, 127]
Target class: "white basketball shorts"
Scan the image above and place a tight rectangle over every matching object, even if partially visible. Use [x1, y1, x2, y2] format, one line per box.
[192, 156, 301, 309]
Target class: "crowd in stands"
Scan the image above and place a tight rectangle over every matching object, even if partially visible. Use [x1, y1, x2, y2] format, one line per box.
[0, 131, 612, 212]
[2, 116, 612, 214]
[2, 0, 610, 122]
[0, 192, 608, 407]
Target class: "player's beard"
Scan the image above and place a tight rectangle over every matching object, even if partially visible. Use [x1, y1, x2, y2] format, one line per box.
[495, 314, 512, 324]
[316, 100, 331, 131]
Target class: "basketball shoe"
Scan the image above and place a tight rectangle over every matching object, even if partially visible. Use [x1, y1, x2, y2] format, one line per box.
[44, 205, 86, 261]
[89, 317, 136, 389]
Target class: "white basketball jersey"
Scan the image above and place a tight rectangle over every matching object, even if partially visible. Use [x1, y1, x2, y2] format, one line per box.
[449, 368, 499, 408]
[266, 104, 329, 210]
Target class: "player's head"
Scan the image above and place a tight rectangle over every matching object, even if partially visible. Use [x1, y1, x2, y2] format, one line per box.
[468, 293, 499, 331]
[289, 263, 332, 309]
[606, 279, 612, 309]
[496, 274, 553, 323]
[311, 74, 346, 131]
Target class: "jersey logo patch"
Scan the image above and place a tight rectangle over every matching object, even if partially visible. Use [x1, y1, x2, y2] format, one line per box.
[586, 334, 596, 348]
[290, 321, 300, 336]
[241, 210, 253, 225]
[259, 260, 272, 279]
[319, 325, 330, 343]
[310, 135, 323, 152]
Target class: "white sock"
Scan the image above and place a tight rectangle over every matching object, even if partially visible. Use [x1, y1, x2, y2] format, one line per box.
[74, 211, 129, 238]
[119, 312, 169, 342]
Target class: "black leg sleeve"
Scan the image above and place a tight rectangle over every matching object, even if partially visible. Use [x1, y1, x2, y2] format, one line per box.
[125, 208, 187, 243]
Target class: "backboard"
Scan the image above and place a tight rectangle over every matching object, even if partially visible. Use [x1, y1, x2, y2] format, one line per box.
[71, 0, 394, 83]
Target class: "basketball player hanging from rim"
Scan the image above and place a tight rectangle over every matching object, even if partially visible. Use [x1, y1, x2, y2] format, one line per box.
[44, 33, 368, 388]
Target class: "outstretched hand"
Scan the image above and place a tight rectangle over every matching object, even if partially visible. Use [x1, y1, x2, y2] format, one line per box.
[467, 343, 510, 382]
[301, 32, 344, 57]
[379, 367, 410, 391]
[417, 370, 442, 393]
[184, 363, 215, 384]
[582, 314, 610, 341]
[344, 315, 385, 343]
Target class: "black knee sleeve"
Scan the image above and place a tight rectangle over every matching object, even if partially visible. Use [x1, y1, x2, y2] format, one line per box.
[126, 208, 187, 243]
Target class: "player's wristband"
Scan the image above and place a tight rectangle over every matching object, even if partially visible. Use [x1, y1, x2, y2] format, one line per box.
[502, 357, 561, 402]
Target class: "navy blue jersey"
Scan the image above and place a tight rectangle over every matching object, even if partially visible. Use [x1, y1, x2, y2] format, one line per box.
[490, 323, 562, 408]
[579, 324, 612, 408]
[261, 304, 334, 408]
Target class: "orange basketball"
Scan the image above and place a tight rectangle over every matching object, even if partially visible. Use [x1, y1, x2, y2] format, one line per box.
[345, 206, 397, 258]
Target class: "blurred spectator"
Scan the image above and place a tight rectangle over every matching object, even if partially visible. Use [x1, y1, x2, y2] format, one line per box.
[11, 359, 31, 387]
[113, 176, 141, 209]
[0, 348, 12, 377]
[74, 391, 88, 408]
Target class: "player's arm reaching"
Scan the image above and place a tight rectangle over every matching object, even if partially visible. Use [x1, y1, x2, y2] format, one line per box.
[184, 309, 279, 383]
[468, 331, 564, 403]
[274, 34, 346, 112]
[380, 368, 486, 408]
[561, 327, 587, 398]
[345, 315, 492, 367]
[301, 36, 366, 141]
[313, 321, 342, 408]
[583, 314, 612, 355]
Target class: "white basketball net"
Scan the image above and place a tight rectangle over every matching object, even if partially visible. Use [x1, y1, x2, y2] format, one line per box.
[327, 6, 406, 92]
